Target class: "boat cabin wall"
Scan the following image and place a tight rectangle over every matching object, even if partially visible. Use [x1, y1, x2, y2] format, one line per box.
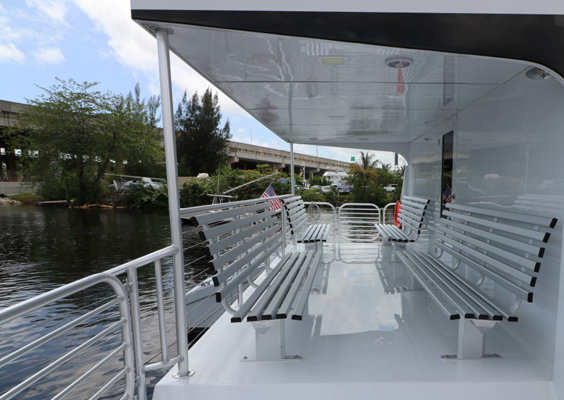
[407, 67, 564, 391]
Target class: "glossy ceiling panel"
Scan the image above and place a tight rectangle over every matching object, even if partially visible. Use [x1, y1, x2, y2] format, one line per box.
[169, 23, 524, 84]
[160, 22, 527, 145]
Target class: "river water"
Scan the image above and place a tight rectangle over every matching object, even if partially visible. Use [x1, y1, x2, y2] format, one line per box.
[0, 206, 211, 399]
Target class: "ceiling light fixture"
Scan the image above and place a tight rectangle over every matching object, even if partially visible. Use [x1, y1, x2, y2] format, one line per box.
[526, 67, 552, 80]
[385, 56, 413, 69]
[321, 57, 346, 65]
[252, 55, 277, 66]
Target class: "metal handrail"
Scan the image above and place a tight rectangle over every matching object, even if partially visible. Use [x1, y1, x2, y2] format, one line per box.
[179, 194, 292, 217]
[338, 203, 381, 242]
[0, 273, 135, 400]
[383, 202, 397, 224]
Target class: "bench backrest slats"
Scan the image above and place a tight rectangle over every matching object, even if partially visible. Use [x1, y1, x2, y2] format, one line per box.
[442, 218, 543, 257]
[398, 211, 423, 231]
[282, 197, 309, 234]
[197, 207, 275, 240]
[216, 238, 282, 301]
[446, 203, 558, 229]
[396, 196, 429, 235]
[206, 209, 278, 255]
[437, 204, 557, 303]
[210, 223, 280, 271]
[442, 210, 550, 243]
[213, 231, 281, 286]
[192, 198, 285, 302]
[435, 240, 534, 302]
[191, 202, 270, 227]
[437, 228, 537, 283]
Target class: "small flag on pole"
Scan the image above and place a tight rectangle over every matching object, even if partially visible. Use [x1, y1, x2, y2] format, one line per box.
[261, 184, 282, 211]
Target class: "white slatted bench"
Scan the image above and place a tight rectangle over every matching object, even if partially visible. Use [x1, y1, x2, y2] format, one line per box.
[189, 198, 322, 360]
[396, 203, 558, 359]
[282, 196, 330, 252]
[375, 196, 430, 243]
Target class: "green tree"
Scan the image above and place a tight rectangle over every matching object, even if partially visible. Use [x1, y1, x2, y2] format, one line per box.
[380, 163, 392, 173]
[7, 79, 163, 205]
[358, 151, 380, 170]
[175, 88, 231, 176]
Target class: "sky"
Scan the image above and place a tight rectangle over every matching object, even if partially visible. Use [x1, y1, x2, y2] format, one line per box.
[0, 0, 403, 166]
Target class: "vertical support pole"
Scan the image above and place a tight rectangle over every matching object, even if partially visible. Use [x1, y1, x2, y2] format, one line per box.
[290, 143, 295, 195]
[155, 28, 191, 378]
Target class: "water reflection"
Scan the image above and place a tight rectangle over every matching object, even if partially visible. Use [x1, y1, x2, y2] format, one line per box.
[0, 206, 211, 399]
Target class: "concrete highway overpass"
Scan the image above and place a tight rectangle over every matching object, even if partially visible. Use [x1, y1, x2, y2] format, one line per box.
[227, 141, 351, 175]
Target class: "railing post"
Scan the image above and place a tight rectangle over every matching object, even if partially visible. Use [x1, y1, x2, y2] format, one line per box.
[155, 27, 192, 378]
[290, 143, 295, 195]
[126, 268, 147, 400]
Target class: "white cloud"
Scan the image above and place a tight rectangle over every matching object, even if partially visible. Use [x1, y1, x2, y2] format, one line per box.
[237, 128, 245, 134]
[33, 46, 65, 64]
[71, 0, 247, 116]
[25, 0, 68, 25]
[0, 43, 25, 63]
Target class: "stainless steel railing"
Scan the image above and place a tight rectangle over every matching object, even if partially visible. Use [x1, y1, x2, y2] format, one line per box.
[338, 203, 381, 242]
[0, 196, 399, 400]
[0, 273, 136, 400]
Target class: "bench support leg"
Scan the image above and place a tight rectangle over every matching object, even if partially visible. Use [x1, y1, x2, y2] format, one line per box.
[252, 320, 286, 360]
[443, 319, 499, 360]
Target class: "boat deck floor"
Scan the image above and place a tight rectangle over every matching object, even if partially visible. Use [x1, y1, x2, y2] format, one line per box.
[153, 242, 556, 400]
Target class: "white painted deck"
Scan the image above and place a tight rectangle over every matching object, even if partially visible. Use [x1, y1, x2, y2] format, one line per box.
[154, 243, 556, 400]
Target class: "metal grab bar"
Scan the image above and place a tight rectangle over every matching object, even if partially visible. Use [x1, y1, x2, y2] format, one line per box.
[383, 202, 397, 225]
[180, 194, 292, 217]
[0, 273, 136, 400]
[338, 203, 381, 242]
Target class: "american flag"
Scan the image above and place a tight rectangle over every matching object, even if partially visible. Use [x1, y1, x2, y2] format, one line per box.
[261, 184, 282, 211]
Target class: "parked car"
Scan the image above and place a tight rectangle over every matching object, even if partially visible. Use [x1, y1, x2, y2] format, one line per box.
[321, 186, 333, 193]
[310, 185, 322, 191]
[384, 184, 398, 193]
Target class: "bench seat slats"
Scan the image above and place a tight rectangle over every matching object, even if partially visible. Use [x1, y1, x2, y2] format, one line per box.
[230, 253, 294, 323]
[375, 223, 412, 242]
[247, 253, 305, 322]
[416, 252, 513, 321]
[437, 225, 541, 272]
[376, 196, 429, 243]
[276, 251, 316, 319]
[442, 210, 550, 243]
[408, 251, 501, 320]
[262, 252, 312, 320]
[396, 252, 460, 320]
[404, 251, 484, 319]
[290, 251, 323, 320]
